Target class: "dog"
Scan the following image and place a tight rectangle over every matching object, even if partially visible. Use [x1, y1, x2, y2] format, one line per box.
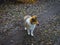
[24, 15, 39, 36]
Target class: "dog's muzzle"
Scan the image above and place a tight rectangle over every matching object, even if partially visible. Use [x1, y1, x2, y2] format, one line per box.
[36, 22, 39, 26]
[37, 23, 39, 26]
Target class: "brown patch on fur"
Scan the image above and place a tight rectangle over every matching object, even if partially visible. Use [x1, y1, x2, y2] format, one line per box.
[30, 15, 39, 25]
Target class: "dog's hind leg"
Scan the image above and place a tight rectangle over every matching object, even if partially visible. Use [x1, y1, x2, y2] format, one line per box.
[25, 27, 27, 30]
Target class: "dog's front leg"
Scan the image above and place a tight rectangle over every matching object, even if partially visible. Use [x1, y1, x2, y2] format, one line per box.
[27, 29, 30, 35]
[31, 30, 34, 36]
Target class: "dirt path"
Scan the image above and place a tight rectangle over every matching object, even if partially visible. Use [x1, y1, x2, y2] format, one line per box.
[0, 0, 60, 45]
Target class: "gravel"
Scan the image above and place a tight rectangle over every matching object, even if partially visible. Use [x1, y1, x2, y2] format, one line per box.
[0, 0, 60, 45]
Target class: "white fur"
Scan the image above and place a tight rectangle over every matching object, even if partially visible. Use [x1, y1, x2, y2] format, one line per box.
[25, 17, 36, 36]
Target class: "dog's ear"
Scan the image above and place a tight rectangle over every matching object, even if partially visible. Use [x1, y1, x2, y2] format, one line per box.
[32, 15, 37, 19]
[32, 15, 37, 17]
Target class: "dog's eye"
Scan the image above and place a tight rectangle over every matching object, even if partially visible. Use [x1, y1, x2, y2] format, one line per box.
[32, 18, 34, 20]
[32, 18, 36, 22]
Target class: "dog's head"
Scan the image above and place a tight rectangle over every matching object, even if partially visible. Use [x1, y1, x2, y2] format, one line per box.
[30, 15, 39, 26]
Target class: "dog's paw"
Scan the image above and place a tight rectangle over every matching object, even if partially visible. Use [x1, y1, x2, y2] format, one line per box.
[28, 32, 30, 35]
[31, 33, 34, 36]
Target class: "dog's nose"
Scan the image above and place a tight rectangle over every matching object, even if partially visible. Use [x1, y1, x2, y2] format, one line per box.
[37, 23, 39, 26]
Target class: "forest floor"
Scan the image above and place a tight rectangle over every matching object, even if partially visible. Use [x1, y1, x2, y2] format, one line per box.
[0, 0, 60, 45]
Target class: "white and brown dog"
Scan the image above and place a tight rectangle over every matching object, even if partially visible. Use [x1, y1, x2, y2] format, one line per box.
[24, 15, 39, 36]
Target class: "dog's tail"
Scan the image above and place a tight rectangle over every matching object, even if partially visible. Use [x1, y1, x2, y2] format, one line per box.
[24, 15, 31, 21]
